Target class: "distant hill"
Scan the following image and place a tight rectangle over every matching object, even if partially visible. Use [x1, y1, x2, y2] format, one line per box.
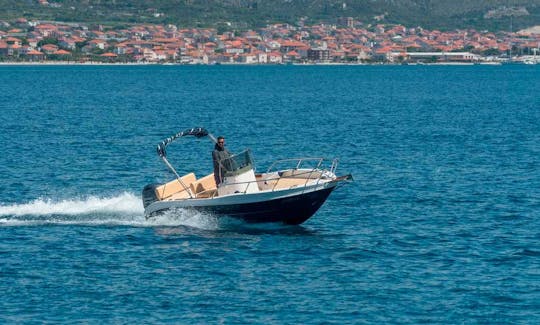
[1, 0, 539, 31]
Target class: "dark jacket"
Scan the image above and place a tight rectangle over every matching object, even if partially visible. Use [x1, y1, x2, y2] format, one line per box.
[212, 144, 231, 186]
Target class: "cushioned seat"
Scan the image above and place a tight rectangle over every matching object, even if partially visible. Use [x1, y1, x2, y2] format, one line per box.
[155, 173, 196, 200]
[190, 173, 217, 196]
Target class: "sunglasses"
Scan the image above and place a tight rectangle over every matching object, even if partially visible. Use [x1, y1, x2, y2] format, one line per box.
[218, 141, 225, 144]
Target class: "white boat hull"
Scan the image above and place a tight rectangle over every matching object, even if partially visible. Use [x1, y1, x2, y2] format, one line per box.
[144, 179, 343, 225]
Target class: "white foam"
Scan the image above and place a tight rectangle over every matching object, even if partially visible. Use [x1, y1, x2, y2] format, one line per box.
[146, 209, 219, 230]
[0, 193, 219, 229]
[0, 192, 143, 217]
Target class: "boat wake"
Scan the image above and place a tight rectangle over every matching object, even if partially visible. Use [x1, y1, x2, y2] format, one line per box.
[0, 192, 218, 229]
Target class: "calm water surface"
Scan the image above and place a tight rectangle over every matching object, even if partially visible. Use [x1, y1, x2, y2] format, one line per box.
[0, 65, 539, 323]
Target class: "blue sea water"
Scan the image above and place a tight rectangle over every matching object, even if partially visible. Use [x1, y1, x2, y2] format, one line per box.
[0, 65, 539, 323]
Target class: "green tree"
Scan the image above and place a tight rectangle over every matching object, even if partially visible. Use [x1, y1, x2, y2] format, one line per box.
[483, 48, 501, 56]
[37, 38, 59, 47]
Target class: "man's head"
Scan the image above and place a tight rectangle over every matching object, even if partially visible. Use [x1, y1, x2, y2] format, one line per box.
[217, 136, 225, 148]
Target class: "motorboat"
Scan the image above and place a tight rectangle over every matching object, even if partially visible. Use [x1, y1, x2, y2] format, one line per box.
[142, 127, 352, 225]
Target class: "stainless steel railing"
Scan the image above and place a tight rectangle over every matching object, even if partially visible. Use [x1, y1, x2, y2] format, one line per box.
[201, 157, 338, 197]
[266, 157, 325, 174]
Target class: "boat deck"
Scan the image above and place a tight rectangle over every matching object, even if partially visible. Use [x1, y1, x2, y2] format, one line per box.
[154, 171, 322, 201]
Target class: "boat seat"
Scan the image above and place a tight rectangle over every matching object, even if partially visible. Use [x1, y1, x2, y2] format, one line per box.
[195, 189, 217, 198]
[167, 189, 193, 200]
[190, 173, 217, 196]
[155, 173, 196, 200]
[270, 177, 310, 190]
[279, 169, 323, 179]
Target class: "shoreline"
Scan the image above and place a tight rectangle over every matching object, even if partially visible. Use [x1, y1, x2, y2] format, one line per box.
[0, 61, 155, 66]
[0, 61, 517, 66]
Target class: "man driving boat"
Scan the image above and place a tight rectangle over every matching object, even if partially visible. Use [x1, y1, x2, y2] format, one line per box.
[212, 136, 231, 186]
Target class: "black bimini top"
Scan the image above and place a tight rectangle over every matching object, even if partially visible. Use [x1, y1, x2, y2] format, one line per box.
[156, 127, 209, 158]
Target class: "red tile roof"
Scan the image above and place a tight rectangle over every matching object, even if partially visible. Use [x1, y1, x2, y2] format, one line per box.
[26, 50, 44, 55]
[281, 40, 307, 47]
[54, 49, 71, 55]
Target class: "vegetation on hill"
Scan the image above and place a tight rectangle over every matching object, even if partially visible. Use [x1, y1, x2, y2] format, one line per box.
[1, 0, 539, 31]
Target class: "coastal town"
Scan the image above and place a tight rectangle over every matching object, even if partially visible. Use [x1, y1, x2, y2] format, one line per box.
[1, 17, 539, 64]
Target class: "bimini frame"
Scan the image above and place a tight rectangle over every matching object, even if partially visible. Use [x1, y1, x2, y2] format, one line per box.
[156, 127, 216, 198]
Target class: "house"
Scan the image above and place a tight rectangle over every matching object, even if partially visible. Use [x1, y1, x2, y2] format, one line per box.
[214, 53, 234, 64]
[5, 37, 22, 46]
[27, 39, 39, 48]
[164, 49, 178, 60]
[330, 50, 346, 62]
[373, 46, 394, 61]
[88, 39, 107, 50]
[7, 43, 22, 56]
[226, 47, 244, 55]
[34, 24, 57, 37]
[41, 44, 59, 54]
[267, 51, 283, 64]
[18, 45, 35, 55]
[264, 40, 281, 51]
[100, 52, 118, 61]
[114, 44, 128, 55]
[280, 40, 308, 53]
[225, 39, 247, 54]
[257, 51, 268, 63]
[0, 41, 9, 56]
[238, 53, 258, 64]
[152, 50, 168, 61]
[25, 49, 45, 61]
[182, 50, 208, 64]
[59, 38, 77, 50]
[244, 31, 261, 42]
[284, 50, 301, 62]
[141, 48, 157, 61]
[14, 18, 28, 26]
[54, 49, 72, 56]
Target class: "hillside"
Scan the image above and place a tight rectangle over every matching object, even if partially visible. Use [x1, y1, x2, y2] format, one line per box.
[1, 0, 539, 31]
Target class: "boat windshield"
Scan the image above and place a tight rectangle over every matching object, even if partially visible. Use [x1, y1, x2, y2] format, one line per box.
[220, 149, 254, 177]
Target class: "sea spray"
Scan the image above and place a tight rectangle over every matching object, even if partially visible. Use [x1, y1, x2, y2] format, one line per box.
[0, 192, 143, 217]
[146, 208, 220, 230]
[0, 193, 219, 229]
